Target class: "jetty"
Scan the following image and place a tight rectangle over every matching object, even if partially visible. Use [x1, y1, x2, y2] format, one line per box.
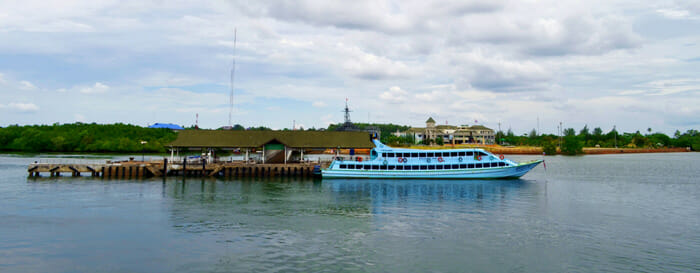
[27, 130, 373, 179]
[28, 159, 328, 178]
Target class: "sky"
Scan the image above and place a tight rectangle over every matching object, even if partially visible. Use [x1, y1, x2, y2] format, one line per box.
[1, 0, 699, 135]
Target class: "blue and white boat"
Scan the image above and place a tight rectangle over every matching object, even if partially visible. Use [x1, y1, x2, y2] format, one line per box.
[322, 139, 542, 179]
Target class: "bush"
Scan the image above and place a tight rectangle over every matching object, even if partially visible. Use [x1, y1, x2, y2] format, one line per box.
[561, 135, 583, 155]
[542, 141, 557, 155]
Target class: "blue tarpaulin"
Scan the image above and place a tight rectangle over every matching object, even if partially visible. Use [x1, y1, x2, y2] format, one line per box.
[148, 123, 184, 130]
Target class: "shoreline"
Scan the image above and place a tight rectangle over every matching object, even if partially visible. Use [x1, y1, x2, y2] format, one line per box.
[486, 147, 691, 155]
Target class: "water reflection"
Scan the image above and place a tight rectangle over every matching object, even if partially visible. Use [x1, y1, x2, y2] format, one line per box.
[325, 179, 532, 214]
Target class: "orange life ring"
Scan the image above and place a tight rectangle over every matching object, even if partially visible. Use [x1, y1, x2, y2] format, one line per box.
[397, 157, 403, 163]
[499, 154, 505, 160]
[476, 155, 482, 161]
[437, 157, 444, 162]
[357, 157, 363, 162]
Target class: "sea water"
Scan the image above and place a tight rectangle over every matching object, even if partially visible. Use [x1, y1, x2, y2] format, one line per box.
[0, 153, 698, 272]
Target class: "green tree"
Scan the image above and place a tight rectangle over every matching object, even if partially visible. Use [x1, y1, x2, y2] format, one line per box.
[561, 135, 583, 155]
[542, 137, 557, 155]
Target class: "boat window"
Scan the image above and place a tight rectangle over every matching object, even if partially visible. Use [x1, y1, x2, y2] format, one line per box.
[388, 165, 395, 170]
[468, 163, 475, 168]
[412, 165, 419, 170]
[458, 151, 466, 156]
[444, 165, 451, 170]
[459, 164, 467, 168]
[363, 165, 371, 170]
[350, 165, 357, 169]
[420, 165, 427, 170]
[449, 152, 457, 157]
[427, 165, 435, 170]
[466, 151, 473, 156]
[491, 163, 498, 167]
[408, 153, 415, 157]
[499, 162, 505, 167]
[437, 165, 444, 170]
[478, 151, 488, 156]
[427, 152, 435, 157]
[380, 165, 387, 170]
[396, 165, 403, 170]
[476, 163, 483, 168]
[371, 165, 379, 170]
[339, 164, 347, 169]
[387, 153, 395, 157]
[419, 152, 426, 157]
[452, 164, 459, 169]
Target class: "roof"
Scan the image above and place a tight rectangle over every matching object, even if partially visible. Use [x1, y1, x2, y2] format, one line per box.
[149, 123, 184, 130]
[169, 130, 374, 148]
[426, 117, 436, 123]
[436, 125, 458, 129]
[469, 125, 492, 130]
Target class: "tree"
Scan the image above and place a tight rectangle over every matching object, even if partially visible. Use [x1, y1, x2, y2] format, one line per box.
[542, 137, 557, 155]
[529, 128, 537, 138]
[564, 128, 576, 137]
[561, 135, 583, 155]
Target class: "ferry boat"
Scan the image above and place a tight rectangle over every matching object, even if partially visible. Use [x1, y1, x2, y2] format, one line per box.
[322, 139, 542, 179]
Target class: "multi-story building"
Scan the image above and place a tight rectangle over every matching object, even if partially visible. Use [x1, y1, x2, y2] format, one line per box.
[397, 117, 495, 145]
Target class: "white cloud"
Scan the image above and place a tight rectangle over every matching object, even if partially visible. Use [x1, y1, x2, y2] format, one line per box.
[80, 82, 109, 94]
[379, 86, 409, 103]
[1, 102, 40, 112]
[19, 80, 36, 90]
[312, 101, 327, 107]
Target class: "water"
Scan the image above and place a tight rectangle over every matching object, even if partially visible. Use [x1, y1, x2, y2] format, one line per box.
[1, 153, 699, 272]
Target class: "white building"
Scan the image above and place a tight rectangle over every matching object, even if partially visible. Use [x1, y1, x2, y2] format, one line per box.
[399, 117, 496, 145]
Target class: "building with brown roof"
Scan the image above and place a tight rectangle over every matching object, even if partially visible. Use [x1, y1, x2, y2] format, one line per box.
[169, 130, 374, 163]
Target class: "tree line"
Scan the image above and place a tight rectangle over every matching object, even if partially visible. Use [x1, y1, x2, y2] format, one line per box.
[1, 122, 697, 154]
[0, 123, 177, 153]
[496, 126, 700, 155]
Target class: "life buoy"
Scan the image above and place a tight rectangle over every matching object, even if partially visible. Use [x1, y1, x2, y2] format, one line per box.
[476, 155, 482, 161]
[458, 157, 463, 162]
[383, 160, 388, 165]
[397, 157, 403, 163]
[402, 158, 408, 163]
[357, 157, 363, 162]
[437, 157, 444, 163]
[426, 158, 431, 163]
[499, 154, 505, 160]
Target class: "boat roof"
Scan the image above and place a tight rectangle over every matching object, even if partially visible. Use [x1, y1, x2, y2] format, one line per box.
[371, 139, 486, 153]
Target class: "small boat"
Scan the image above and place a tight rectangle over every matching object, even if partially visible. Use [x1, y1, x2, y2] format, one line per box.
[322, 139, 542, 179]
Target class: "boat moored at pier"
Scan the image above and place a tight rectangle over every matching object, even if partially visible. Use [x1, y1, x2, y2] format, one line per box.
[322, 139, 542, 179]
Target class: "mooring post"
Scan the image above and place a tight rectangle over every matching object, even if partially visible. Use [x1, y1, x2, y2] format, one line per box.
[182, 157, 187, 177]
[163, 158, 168, 177]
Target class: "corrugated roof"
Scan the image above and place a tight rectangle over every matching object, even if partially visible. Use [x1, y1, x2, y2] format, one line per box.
[169, 130, 374, 148]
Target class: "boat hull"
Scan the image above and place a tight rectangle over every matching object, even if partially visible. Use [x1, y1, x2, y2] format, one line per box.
[322, 160, 542, 179]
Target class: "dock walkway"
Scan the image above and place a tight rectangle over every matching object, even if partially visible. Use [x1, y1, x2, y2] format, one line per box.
[28, 159, 327, 179]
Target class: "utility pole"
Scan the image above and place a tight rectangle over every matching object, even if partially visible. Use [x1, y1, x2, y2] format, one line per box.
[558, 121, 563, 148]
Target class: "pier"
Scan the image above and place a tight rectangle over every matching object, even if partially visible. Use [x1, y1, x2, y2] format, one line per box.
[28, 159, 328, 179]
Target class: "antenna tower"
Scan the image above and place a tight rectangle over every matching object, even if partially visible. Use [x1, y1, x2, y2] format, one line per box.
[343, 98, 352, 124]
[228, 28, 237, 127]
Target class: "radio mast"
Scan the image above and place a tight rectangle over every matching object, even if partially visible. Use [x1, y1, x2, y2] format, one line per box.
[228, 28, 237, 127]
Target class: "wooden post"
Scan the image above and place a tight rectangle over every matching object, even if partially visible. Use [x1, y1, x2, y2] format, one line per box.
[163, 158, 168, 177]
[183, 157, 187, 177]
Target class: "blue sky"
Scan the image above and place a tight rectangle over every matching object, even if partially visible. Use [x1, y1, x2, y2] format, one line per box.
[1, 0, 699, 135]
